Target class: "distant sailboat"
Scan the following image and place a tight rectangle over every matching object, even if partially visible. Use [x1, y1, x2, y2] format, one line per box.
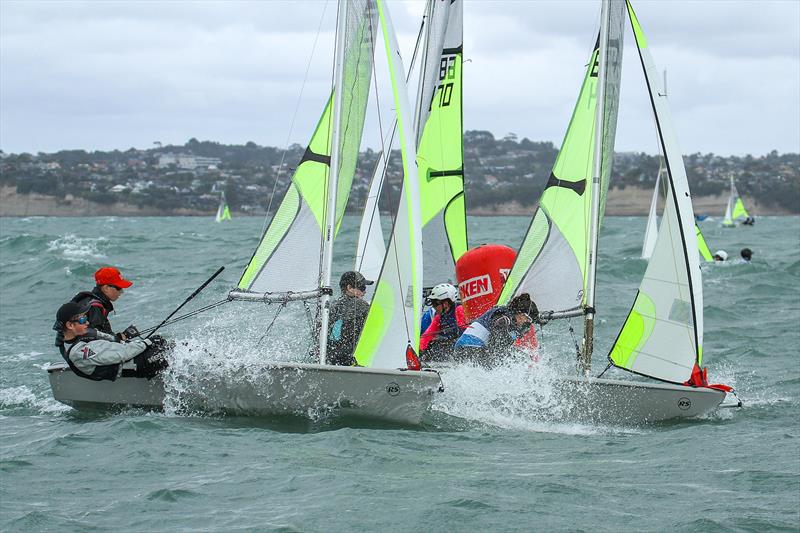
[215, 192, 232, 222]
[722, 175, 751, 227]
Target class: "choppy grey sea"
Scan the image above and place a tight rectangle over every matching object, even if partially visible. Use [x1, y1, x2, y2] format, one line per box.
[1, 215, 798, 531]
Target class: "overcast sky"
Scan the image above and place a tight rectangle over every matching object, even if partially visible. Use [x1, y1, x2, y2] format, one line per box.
[1, 0, 798, 156]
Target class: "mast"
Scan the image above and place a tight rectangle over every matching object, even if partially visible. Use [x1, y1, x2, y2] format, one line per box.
[580, 0, 611, 375]
[317, 0, 350, 365]
[412, 0, 433, 139]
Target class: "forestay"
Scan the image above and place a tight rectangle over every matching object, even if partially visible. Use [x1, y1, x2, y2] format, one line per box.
[415, 0, 467, 287]
[353, 0, 423, 369]
[608, 1, 703, 384]
[236, 2, 377, 295]
[498, 3, 625, 317]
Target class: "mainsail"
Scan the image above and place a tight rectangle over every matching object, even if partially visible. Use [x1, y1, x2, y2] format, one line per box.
[236, 4, 377, 295]
[415, 0, 467, 287]
[498, 4, 625, 318]
[608, 1, 704, 384]
[354, 0, 423, 368]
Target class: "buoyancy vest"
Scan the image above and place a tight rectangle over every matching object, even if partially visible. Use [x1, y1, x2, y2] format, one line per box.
[58, 335, 120, 382]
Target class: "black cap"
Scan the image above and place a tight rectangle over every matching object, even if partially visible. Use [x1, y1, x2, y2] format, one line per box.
[508, 293, 538, 320]
[339, 271, 374, 290]
[740, 248, 753, 260]
[55, 301, 90, 329]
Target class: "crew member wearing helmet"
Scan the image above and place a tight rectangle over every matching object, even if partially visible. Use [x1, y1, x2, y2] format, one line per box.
[54, 301, 169, 381]
[326, 271, 374, 366]
[454, 293, 539, 365]
[71, 266, 134, 338]
[713, 250, 728, 262]
[420, 283, 467, 362]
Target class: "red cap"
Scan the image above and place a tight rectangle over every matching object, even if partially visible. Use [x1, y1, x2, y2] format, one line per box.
[94, 267, 133, 288]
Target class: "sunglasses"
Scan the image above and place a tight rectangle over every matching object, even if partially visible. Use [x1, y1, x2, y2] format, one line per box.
[357, 284, 367, 292]
[110, 285, 123, 291]
[70, 315, 89, 325]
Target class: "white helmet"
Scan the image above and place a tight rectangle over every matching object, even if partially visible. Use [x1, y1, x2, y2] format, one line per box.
[429, 283, 458, 303]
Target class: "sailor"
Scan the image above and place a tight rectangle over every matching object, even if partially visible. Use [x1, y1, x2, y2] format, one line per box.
[454, 293, 539, 365]
[740, 248, 753, 262]
[326, 271, 373, 366]
[742, 216, 755, 226]
[54, 301, 169, 381]
[420, 283, 467, 362]
[713, 250, 728, 262]
[71, 266, 134, 338]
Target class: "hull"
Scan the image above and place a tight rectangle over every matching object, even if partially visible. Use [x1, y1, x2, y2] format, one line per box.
[553, 376, 726, 424]
[47, 362, 443, 425]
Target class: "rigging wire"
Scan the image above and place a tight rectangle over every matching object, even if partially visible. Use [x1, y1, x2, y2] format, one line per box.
[137, 298, 232, 335]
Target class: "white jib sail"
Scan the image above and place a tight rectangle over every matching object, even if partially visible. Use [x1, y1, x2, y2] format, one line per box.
[641, 164, 661, 259]
[609, 1, 703, 383]
[353, 0, 422, 369]
[722, 176, 736, 226]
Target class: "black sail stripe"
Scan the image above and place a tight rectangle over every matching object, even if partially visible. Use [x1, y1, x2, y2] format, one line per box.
[545, 172, 587, 196]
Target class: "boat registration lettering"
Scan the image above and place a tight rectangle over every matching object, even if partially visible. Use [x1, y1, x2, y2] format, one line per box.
[459, 275, 493, 302]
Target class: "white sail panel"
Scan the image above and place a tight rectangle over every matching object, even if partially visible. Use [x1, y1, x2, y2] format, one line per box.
[354, 0, 422, 369]
[354, 152, 387, 288]
[641, 166, 661, 259]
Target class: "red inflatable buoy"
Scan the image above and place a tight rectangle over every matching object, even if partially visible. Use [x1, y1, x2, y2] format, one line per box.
[456, 244, 517, 322]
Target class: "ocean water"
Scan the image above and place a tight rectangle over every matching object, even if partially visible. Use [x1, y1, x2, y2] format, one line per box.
[1, 215, 798, 531]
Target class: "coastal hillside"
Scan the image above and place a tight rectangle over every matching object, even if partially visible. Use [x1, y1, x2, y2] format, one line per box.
[1, 131, 797, 216]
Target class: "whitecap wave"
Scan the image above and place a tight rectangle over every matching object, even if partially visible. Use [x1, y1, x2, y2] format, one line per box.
[47, 234, 107, 262]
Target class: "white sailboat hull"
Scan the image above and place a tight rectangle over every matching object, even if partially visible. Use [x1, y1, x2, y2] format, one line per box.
[47, 362, 443, 425]
[554, 376, 726, 424]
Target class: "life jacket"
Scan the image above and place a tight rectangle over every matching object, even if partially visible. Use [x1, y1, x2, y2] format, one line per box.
[58, 335, 120, 382]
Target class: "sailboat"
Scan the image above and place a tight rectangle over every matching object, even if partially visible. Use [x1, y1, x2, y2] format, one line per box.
[642, 165, 713, 262]
[355, 0, 468, 291]
[215, 191, 232, 222]
[497, 0, 731, 423]
[722, 175, 752, 226]
[47, 0, 443, 424]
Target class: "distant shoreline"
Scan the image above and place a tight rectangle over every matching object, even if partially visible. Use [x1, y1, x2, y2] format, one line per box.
[0, 186, 794, 217]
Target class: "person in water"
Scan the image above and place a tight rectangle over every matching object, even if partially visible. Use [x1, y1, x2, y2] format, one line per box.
[54, 301, 169, 381]
[326, 271, 373, 366]
[453, 292, 539, 365]
[713, 250, 728, 262]
[420, 283, 468, 362]
[71, 266, 134, 339]
[740, 248, 753, 262]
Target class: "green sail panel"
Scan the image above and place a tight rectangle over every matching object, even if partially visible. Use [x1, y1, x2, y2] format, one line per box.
[608, 1, 703, 383]
[354, 0, 422, 368]
[498, 35, 604, 315]
[416, 0, 467, 287]
[696, 224, 713, 262]
[237, 96, 335, 293]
